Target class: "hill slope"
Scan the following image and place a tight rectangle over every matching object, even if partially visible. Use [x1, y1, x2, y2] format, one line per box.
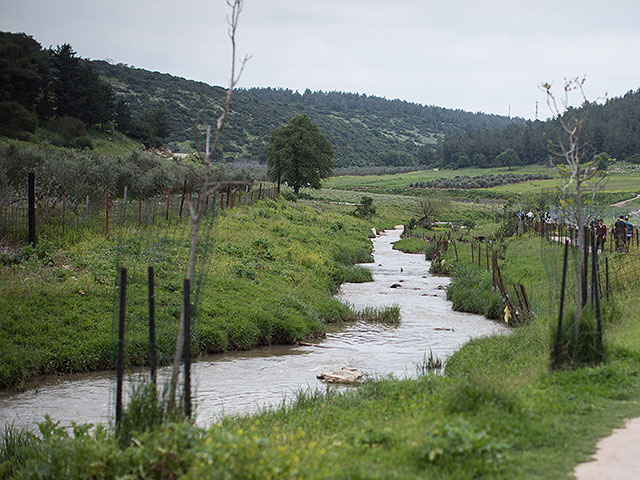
[91, 61, 522, 168]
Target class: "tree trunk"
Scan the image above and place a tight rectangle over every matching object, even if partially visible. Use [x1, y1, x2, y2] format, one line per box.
[574, 172, 584, 345]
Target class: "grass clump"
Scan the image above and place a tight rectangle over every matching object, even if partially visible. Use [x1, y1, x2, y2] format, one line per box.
[446, 262, 503, 320]
[416, 350, 444, 375]
[551, 307, 606, 368]
[356, 305, 401, 325]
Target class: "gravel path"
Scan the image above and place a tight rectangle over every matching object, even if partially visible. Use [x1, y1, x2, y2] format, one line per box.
[574, 417, 640, 479]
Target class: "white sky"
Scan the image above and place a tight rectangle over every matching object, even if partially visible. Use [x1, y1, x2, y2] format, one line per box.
[2, 0, 639, 119]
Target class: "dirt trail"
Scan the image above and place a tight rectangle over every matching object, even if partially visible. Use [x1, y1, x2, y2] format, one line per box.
[574, 417, 640, 479]
[611, 194, 640, 208]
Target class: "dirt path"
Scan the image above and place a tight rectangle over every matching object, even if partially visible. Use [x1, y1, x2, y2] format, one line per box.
[574, 417, 640, 479]
[611, 194, 640, 208]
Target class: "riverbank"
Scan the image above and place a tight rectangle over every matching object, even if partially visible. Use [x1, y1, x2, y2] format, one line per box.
[0, 198, 404, 390]
[3, 208, 640, 478]
[0, 227, 505, 428]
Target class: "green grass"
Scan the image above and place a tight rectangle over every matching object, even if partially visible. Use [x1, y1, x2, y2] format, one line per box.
[0, 198, 389, 389]
[4, 185, 640, 478]
[324, 165, 553, 190]
[356, 305, 401, 325]
[323, 164, 640, 210]
[5, 284, 640, 478]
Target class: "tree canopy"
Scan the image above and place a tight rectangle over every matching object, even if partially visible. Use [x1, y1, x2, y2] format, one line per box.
[266, 114, 334, 193]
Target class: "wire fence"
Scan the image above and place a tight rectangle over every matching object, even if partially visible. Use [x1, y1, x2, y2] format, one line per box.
[0, 181, 278, 246]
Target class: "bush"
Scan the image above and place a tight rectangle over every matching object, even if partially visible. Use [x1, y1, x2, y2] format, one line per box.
[353, 196, 376, 218]
[415, 419, 506, 475]
[446, 263, 503, 320]
[53, 115, 87, 142]
[0, 101, 37, 138]
[71, 135, 94, 150]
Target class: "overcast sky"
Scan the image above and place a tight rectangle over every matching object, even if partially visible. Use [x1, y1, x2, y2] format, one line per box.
[2, 0, 639, 119]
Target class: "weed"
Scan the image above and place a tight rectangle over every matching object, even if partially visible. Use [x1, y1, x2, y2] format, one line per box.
[551, 307, 606, 368]
[416, 350, 444, 375]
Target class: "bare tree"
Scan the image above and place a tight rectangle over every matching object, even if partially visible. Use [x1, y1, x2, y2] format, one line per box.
[166, 0, 249, 409]
[415, 193, 450, 228]
[540, 77, 606, 342]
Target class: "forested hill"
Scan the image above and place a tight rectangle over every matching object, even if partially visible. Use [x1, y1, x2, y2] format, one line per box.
[91, 60, 523, 168]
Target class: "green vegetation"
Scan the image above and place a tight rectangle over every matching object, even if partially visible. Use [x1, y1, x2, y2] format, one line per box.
[0, 198, 403, 390]
[355, 305, 401, 325]
[324, 164, 553, 190]
[3, 174, 640, 478]
[446, 263, 503, 320]
[3, 267, 640, 478]
[266, 114, 334, 194]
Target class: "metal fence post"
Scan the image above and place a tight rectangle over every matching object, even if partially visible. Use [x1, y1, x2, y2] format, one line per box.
[116, 267, 127, 429]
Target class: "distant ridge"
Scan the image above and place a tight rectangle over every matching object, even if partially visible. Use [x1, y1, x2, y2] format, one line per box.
[91, 60, 521, 167]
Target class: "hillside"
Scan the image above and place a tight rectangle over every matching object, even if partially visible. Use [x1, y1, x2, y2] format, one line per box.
[91, 61, 523, 168]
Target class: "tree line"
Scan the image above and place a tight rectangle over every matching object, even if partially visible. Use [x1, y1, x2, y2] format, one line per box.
[429, 90, 640, 169]
[4, 31, 640, 170]
[0, 32, 170, 149]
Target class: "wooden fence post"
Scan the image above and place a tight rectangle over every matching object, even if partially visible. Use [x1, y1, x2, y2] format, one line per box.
[179, 180, 187, 218]
[84, 194, 90, 229]
[183, 278, 191, 418]
[106, 191, 110, 236]
[28, 172, 36, 245]
[166, 188, 170, 221]
[61, 191, 66, 236]
[605, 257, 610, 301]
[553, 241, 570, 368]
[592, 230, 603, 353]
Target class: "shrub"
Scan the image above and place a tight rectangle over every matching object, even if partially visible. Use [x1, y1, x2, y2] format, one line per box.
[53, 115, 87, 142]
[0, 101, 37, 138]
[353, 196, 376, 218]
[71, 135, 94, 150]
[415, 419, 506, 474]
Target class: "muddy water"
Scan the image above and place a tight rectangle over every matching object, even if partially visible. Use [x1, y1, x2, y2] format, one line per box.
[0, 228, 507, 429]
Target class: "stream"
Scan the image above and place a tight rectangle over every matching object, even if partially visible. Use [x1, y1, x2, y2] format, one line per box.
[0, 227, 507, 429]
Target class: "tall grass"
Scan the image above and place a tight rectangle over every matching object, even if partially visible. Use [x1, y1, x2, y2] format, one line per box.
[356, 305, 401, 325]
[446, 263, 503, 320]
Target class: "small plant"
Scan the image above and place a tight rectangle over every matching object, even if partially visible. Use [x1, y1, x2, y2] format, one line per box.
[353, 196, 376, 218]
[118, 381, 184, 447]
[0, 423, 35, 474]
[551, 307, 605, 368]
[416, 419, 506, 474]
[416, 350, 444, 375]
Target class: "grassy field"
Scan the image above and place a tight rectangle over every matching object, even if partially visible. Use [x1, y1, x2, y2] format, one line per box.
[324, 165, 553, 190]
[324, 164, 640, 209]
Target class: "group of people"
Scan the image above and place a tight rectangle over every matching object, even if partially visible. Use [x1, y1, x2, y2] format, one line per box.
[592, 216, 634, 253]
[612, 215, 635, 252]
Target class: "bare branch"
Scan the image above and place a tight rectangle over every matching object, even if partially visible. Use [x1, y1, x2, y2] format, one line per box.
[167, 0, 249, 409]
